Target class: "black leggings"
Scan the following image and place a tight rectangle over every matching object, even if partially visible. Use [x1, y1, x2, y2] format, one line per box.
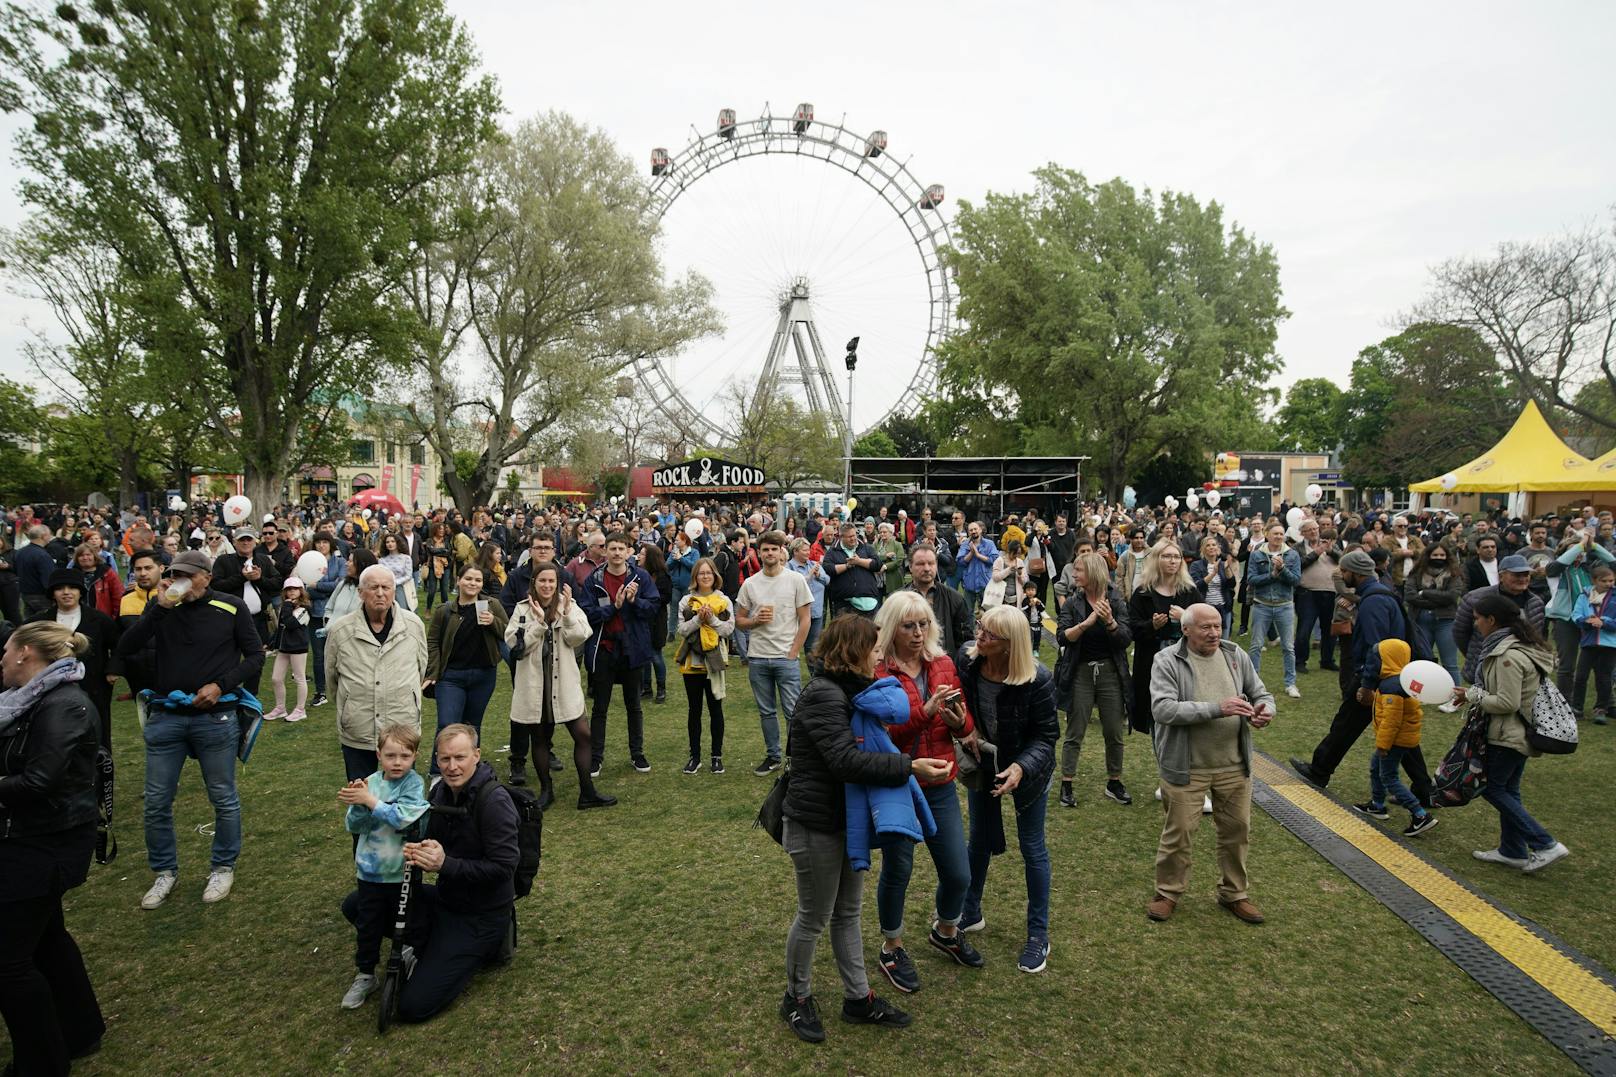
[683, 672, 725, 758]
[0, 889, 105, 1075]
[511, 718, 597, 796]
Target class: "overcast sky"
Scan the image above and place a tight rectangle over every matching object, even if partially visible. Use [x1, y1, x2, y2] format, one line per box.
[1, 1, 1611, 422]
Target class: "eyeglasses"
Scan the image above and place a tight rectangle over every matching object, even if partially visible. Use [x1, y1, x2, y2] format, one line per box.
[975, 626, 1004, 643]
[899, 620, 931, 632]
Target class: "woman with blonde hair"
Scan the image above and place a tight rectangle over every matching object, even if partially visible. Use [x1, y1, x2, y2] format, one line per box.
[955, 604, 1059, 975]
[869, 591, 980, 992]
[1128, 541, 1200, 735]
[0, 620, 106, 1071]
[1054, 551, 1134, 808]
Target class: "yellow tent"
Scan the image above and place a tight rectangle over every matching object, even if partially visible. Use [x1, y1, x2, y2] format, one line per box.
[1409, 401, 1601, 493]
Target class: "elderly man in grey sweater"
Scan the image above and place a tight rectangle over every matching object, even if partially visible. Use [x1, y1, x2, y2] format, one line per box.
[1146, 603, 1276, 926]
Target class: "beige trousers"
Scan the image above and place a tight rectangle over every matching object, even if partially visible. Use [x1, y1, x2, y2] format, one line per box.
[1154, 769, 1251, 903]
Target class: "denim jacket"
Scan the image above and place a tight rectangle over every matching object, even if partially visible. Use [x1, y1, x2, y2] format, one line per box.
[1245, 544, 1301, 605]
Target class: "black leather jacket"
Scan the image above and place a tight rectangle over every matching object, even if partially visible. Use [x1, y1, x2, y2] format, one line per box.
[955, 646, 1059, 803]
[0, 680, 99, 839]
[784, 670, 912, 833]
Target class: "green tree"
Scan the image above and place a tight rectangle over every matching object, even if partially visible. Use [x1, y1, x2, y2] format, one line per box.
[719, 381, 841, 491]
[402, 112, 719, 514]
[1340, 323, 1521, 489]
[876, 412, 940, 458]
[852, 430, 898, 457]
[0, 0, 501, 510]
[595, 470, 627, 501]
[939, 167, 1286, 498]
[1271, 377, 1345, 453]
[0, 377, 48, 500]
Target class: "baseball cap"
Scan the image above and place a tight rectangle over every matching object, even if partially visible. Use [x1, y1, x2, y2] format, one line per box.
[282, 577, 304, 591]
[168, 550, 213, 575]
[233, 527, 258, 541]
[1498, 554, 1531, 573]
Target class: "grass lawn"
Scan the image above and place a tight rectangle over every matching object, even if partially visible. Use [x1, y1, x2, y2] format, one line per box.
[33, 634, 1611, 1075]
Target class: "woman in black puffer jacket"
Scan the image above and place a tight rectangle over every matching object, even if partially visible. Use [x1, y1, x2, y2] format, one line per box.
[778, 614, 950, 1044]
[0, 620, 106, 1074]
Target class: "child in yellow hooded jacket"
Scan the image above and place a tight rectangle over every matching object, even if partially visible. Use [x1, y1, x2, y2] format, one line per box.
[1353, 638, 1438, 837]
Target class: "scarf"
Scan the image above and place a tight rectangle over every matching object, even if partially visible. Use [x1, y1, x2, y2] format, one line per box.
[1464, 626, 1515, 686]
[0, 657, 85, 735]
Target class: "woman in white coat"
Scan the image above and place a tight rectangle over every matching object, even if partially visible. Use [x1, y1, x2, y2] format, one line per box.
[505, 561, 618, 811]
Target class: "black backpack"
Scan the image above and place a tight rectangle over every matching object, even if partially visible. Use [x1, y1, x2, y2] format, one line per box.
[453, 779, 544, 899]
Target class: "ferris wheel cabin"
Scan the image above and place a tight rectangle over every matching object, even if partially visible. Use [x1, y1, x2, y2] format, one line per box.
[717, 108, 737, 139]
[920, 184, 945, 210]
[865, 130, 888, 158]
[793, 103, 813, 134]
[650, 148, 671, 176]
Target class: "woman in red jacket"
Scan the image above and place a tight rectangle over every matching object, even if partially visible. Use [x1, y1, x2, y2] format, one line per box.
[871, 590, 983, 994]
[73, 544, 123, 620]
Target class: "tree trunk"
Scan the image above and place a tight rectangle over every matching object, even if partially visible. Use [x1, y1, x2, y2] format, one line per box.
[243, 467, 282, 523]
[117, 450, 140, 510]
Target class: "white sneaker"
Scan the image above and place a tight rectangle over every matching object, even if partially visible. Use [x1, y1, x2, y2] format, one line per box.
[1154, 786, 1163, 802]
[1202, 795, 1214, 814]
[285, 708, 306, 723]
[1524, 842, 1570, 873]
[341, 973, 377, 1009]
[263, 707, 286, 721]
[1472, 848, 1530, 869]
[141, 871, 178, 910]
[1285, 685, 1302, 699]
[202, 868, 235, 903]
[1438, 701, 1461, 713]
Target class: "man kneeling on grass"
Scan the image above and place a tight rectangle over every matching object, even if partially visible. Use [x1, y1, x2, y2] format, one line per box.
[1146, 603, 1275, 926]
[341, 723, 517, 1021]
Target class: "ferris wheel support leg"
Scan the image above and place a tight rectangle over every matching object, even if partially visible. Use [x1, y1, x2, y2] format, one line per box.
[802, 317, 847, 435]
[790, 327, 827, 416]
[753, 301, 797, 416]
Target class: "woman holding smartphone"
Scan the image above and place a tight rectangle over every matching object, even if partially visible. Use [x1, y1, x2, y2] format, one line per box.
[424, 564, 508, 772]
[869, 591, 982, 995]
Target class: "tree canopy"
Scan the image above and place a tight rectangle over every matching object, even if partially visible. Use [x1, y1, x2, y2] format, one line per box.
[938, 166, 1286, 498]
[1340, 322, 1521, 490]
[0, 0, 501, 509]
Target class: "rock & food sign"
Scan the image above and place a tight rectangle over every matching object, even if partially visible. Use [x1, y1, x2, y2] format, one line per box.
[652, 457, 766, 494]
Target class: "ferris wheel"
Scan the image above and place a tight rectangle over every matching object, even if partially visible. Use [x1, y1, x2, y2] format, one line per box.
[642, 103, 955, 448]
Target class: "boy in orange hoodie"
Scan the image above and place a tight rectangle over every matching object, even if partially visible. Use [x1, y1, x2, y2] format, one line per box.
[1352, 639, 1439, 837]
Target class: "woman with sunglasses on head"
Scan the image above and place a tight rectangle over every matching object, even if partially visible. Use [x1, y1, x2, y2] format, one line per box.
[955, 604, 1059, 975]
[868, 591, 981, 995]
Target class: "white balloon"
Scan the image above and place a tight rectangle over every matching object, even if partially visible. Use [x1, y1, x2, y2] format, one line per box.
[684, 517, 704, 540]
[1205, 490, 1222, 508]
[223, 495, 252, 526]
[1399, 660, 1455, 705]
[263, 513, 276, 524]
[1306, 483, 1323, 505]
[1186, 492, 1200, 510]
[361, 508, 373, 520]
[1253, 469, 1264, 483]
[293, 550, 327, 588]
[1164, 496, 1178, 510]
[1286, 507, 1306, 527]
[1440, 472, 1459, 492]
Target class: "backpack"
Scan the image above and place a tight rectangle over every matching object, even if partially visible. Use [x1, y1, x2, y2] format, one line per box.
[1433, 707, 1489, 806]
[1525, 680, 1579, 755]
[455, 779, 544, 899]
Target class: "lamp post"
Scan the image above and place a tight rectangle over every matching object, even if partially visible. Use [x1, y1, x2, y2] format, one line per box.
[843, 336, 858, 500]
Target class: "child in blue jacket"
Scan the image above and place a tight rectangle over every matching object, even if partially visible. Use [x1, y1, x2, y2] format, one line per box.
[1571, 562, 1616, 724]
[845, 677, 936, 871]
[336, 723, 430, 1009]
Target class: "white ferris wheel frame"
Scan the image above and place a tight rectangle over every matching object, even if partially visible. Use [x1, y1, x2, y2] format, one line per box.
[642, 106, 956, 448]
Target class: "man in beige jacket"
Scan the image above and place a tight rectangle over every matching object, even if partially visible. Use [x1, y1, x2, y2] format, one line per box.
[327, 565, 429, 781]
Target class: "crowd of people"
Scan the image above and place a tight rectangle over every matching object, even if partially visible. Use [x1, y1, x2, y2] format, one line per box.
[0, 491, 1592, 1062]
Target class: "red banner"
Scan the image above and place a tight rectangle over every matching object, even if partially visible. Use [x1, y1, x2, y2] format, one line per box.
[410, 464, 422, 504]
[380, 464, 395, 493]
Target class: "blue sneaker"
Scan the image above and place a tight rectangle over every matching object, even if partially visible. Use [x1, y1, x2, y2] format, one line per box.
[1017, 937, 1050, 974]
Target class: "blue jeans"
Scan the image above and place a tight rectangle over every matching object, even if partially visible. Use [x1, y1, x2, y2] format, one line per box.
[666, 583, 687, 637]
[747, 656, 801, 760]
[877, 782, 971, 936]
[1248, 601, 1296, 687]
[963, 775, 1052, 941]
[1412, 611, 1459, 684]
[1481, 746, 1554, 860]
[430, 665, 498, 775]
[143, 710, 241, 873]
[803, 615, 823, 658]
[1369, 746, 1423, 815]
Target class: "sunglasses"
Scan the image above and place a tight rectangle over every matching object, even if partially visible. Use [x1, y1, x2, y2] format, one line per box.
[160, 569, 195, 580]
